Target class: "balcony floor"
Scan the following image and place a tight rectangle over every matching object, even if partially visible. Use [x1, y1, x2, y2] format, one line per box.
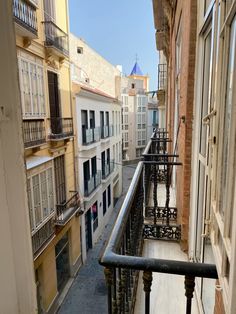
[134, 240, 199, 314]
[135, 182, 199, 314]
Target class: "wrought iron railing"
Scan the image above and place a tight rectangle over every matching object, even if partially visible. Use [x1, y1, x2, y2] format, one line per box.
[55, 191, 80, 225]
[99, 129, 218, 314]
[82, 127, 100, 145]
[32, 217, 54, 256]
[49, 117, 73, 140]
[23, 119, 46, 148]
[102, 160, 115, 180]
[13, 0, 38, 34]
[84, 171, 102, 197]
[43, 21, 69, 56]
[158, 64, 167, 90]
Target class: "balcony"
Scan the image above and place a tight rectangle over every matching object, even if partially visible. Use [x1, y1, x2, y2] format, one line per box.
[32, 217, 55, 257]
[55, 191, 80, 225]
[82, 127, 100, 145]
[23, 119, 46, 148]
[100, 125, 114, 139]
[84, 171, 102, 197]
[99, 129, 218, 314]
[43, 21, 69, 58]
[48, 118, 73, 140]
[13, 0, 38, 39]
[102, 160, 115, 180]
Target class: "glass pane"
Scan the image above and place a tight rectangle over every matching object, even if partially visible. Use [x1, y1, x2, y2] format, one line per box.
[40, 171, 48, 218]
[220, 16, 236, 223]
[195, 162, 205, 261]
[33, 174, 42, 226]
[200, 30, 212, 156]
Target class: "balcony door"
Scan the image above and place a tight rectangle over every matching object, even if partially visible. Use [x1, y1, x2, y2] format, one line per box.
[91, 156, 97, 177]
[83, 160, 90, 193]
[101, 151, 106, 177]
[54, 155, 66, 205]
[89, 110, 95, 128]
[43, 0, 55, 21]
[192, 18, 215, 313]
[48, 71, 61, 134]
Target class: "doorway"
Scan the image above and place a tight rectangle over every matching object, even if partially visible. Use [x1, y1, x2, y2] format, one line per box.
[55, 232, 70, 293]
[85, 209, 92, 251]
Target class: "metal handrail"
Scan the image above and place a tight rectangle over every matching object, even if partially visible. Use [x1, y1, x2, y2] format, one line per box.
[99, 161, 217, 277]
[99, 129, 218, 314]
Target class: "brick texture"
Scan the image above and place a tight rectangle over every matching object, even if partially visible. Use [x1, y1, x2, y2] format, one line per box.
[167, 0, 197, 252]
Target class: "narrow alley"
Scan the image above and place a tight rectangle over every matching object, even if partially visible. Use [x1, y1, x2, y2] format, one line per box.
[58, 164, 136, 314]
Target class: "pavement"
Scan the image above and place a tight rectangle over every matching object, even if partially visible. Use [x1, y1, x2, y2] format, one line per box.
[58, 164, 137, 314]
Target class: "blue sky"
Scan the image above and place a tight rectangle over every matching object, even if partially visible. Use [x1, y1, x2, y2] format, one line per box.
[69, 0, 158, 91]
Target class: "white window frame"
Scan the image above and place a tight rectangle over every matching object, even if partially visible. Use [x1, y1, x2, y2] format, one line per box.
[27, 162, 55, 234]
[18, 56, 46, 118]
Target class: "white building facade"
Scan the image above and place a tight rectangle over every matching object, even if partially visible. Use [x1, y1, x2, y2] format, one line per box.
[121, 64, 149, 162]
[70, 35, 122, 262]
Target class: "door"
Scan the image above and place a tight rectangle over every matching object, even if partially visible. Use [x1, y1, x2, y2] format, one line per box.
[101, 151, 105, 177]
[85, 209, 92, 251]
[54, 155, 66, 205]
[100, 111, 104, 137]
[55, 232, 70, 292]
[91, 156, 97, 177]
[48, 71, 61, 134]
[83, 160, 90, 194]
[103, 190, 107, 215]
[81, 110, 88, 143]
[194, 21, 215, 313]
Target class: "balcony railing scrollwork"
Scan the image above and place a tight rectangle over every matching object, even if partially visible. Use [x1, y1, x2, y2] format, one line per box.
[23, 119, 46, 148]
[100, 129, 218, 314]
[43, 20, 69, 57]
[48, 117, 73, 140]
[55, 191, 80, 225]
[32, 217, 55, 256]
[13, 0, 38, 36]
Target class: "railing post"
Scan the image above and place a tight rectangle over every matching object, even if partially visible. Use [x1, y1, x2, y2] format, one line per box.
[143, 270, 153, 314]
[104, 267, 113, 314]
[184, 275, 195, 314]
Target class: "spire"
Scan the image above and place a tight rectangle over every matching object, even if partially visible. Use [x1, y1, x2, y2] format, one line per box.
[130, 55, 143, 76]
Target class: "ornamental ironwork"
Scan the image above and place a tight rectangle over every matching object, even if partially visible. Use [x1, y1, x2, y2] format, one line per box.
[143, 224, 181, 241]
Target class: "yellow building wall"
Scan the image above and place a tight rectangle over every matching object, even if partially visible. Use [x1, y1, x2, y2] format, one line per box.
[34, 215, 81, 312]
[60, 64, 72, 117]
[55, 0, 68, 32]
[65, 142, 75, 197]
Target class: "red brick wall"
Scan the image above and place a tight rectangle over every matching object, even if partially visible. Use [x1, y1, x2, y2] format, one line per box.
[167, 0, 197, 251]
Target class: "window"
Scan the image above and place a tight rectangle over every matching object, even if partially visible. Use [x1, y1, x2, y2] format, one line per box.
[27, 166, 55, 231]
[77, 47, 83, 54]
[18, 57, 45, 117]
[131, 83, 135, 89]
[108, 185, 111, 207]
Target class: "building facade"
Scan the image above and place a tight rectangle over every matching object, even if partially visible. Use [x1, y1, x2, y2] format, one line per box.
[0, 2, 37, 312]
[153, 0, 236, 313]
[121, 63, 149, 162]
[13, 1, 81, 312]
[70, 35, 123, 262]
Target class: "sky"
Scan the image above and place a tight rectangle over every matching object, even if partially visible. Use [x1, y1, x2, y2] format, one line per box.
[69, 0, 158, 91]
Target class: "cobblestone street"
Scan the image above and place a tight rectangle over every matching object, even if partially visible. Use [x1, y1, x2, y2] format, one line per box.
[58, 164, 136, 314]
